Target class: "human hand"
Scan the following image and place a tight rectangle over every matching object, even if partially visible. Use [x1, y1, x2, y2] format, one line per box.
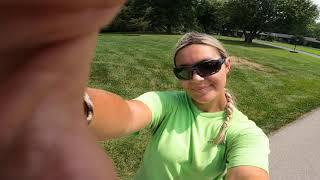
[0, 0, 125, 179]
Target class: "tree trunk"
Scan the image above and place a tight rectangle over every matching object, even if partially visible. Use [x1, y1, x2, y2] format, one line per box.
[166, 24, 172, 34]
[244, 31, 256, 43]
[245, 35, 253, 43]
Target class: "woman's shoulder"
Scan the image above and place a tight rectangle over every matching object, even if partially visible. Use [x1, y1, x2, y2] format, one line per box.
[135, 90, 188, 111]
[230, 108, 257, 126]
[224, 109, 270, 174]
[227, 108, 267, 138]
[152, 90, 186, 96]
[140, 90, 187, 101]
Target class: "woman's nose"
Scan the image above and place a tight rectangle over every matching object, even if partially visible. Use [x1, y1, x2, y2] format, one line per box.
[191, 71, 205, 81]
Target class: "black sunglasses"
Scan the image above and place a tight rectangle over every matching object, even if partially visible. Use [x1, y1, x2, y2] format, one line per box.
[173, 58, 225, 80]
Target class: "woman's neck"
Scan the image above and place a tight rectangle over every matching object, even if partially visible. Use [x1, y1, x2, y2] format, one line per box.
[194, 91, 227, 113]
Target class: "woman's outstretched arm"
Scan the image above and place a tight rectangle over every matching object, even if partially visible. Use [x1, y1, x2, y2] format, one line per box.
[87, 88, 152, 140]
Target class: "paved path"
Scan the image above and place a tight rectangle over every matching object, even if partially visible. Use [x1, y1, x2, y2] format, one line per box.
[269, 108, 320, 180]
[254, 40, 320, 59]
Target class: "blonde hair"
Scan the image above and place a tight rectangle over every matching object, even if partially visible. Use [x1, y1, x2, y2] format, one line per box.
[174, 32, 228, 65]
[174, 32, 234, 145]
[212, 89, 235, 145]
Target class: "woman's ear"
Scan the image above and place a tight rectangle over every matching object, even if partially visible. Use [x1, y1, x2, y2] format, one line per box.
[225, 57, 232, 73]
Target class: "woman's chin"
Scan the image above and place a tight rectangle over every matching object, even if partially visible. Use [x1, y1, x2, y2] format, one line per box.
[191, 94, 213, 105]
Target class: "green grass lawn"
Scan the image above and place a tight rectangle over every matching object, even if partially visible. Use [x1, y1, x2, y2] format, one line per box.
[256, 40, 320, 56]
[89, 34, 320, 179]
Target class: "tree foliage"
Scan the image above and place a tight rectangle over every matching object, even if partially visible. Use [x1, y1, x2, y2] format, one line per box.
[147, 0, 197, 33]
[273, 0, 319, 35]
[103, 0, 320, 43]
[307, 22, 320, 39]
[196, 0, 224, 33]
[224, 0, 277, 43]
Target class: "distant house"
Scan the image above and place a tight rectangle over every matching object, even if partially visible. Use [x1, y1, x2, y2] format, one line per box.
[304, 37, 320, 44]
[259, 32, 292, 42]
[259, 32, 320, 48]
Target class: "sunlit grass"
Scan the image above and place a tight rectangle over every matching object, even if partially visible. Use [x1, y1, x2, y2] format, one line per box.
[89, 34, 320, 179]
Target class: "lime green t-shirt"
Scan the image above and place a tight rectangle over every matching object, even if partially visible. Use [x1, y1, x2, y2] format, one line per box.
[134, 91, 269, 180]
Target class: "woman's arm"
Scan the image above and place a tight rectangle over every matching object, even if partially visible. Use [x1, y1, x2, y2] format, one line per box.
[225, 115, 270, 180]
[87, 88, 152, 140]
[226, 166, 269, 180]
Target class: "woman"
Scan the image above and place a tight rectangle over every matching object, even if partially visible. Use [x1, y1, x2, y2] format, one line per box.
[87, 32, 270, 180]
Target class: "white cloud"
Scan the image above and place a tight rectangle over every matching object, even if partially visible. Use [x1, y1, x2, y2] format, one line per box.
[312, 0, 320, 7]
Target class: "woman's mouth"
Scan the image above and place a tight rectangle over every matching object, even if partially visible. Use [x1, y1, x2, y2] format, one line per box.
[191, 86, 210, 94]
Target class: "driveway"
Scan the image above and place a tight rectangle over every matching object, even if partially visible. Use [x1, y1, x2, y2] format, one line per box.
[269, 108, 320, 180]
[254, 40, 320, 59]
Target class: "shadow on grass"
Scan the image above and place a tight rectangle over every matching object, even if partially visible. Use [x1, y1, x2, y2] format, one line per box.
[219, 39, 279, 50]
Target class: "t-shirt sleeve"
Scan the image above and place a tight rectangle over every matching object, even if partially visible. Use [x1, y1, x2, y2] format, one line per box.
[134, 91, 175, 132]
[226, 119, 270, 173]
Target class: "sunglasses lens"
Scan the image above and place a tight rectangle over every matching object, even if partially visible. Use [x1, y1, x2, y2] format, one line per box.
[174, 58, 225, 80]
[173, 67, 192, 80]
[197, 60, 222, 77]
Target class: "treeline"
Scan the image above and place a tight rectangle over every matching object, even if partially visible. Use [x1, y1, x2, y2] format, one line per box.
[102, 0, 320, 43]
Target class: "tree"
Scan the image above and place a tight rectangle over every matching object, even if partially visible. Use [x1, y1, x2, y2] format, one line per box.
[103, 0, 319, 36]
[273, 0, 319, 36]
[104, 0, 151, 32]
[196, 0, 224, 33]
[106, 0, 199, 33]
[307, 22, 320, 39]
[148, 0, 197, 33]
[224, 0, 276, 43]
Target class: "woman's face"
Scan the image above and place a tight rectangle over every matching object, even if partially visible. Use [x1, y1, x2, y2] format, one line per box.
[175, 44, 231, 105]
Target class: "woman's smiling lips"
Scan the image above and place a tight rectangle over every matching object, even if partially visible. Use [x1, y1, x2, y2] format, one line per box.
[191, 86, 210, 94]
